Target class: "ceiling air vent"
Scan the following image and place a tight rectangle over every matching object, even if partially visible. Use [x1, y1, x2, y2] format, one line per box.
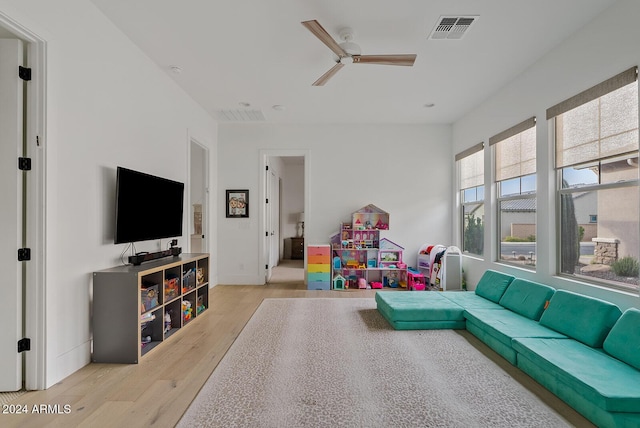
[216, 109, 266, 122]
[429, 16, 478, 40]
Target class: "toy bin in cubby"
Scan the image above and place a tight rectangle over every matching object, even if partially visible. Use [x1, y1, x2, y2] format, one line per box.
[164, 299, 182, 338]
[163, 274, 180, 302]
[182, 292, 196, 325]
[182, 261, 197, 293]
[196, 258, 209, 285]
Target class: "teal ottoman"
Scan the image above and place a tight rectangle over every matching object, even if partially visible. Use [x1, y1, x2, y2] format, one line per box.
[375, 291, 465, 330]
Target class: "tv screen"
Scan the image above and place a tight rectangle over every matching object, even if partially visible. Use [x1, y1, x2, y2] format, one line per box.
[114, 167, 184, 244]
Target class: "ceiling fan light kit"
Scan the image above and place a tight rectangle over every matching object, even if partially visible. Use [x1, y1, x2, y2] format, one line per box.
[301, 19, 417, 86]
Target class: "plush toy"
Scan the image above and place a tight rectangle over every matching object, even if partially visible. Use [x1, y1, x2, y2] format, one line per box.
[164, 312, 171, 333]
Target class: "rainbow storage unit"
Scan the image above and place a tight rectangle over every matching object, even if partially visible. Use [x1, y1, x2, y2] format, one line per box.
[307, 244, 331, 290]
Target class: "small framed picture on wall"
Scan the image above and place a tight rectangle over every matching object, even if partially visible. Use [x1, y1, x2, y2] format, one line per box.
[226, 189, 249, 218]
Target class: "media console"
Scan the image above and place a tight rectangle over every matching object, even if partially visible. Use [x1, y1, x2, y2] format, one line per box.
[128, 247, 182, 265]
[93, 253, 209, 363]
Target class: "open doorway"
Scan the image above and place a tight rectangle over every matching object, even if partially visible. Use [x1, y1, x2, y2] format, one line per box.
[189, 138, 209, 253]
[261, 151, 307, 285]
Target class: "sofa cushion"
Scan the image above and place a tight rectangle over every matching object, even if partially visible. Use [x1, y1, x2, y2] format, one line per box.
[439, 291, 504, 309]
[539, 290, 622, 348]
[603, 308, 640, 371]
[498, 278, 555, 321]
[473, 270, 515, 303]
[513, 337, 640, 412]
[375, 291, 466, 330]
[465, 308, 567, 364]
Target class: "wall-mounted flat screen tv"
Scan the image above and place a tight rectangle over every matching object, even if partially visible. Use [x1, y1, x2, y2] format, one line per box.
[114, 166, 184, 244]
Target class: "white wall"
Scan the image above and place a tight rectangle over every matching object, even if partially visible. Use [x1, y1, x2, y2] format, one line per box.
[0, 0, 218, 387]
[452, 0, 640, 310]
[217, 123, 453, 284]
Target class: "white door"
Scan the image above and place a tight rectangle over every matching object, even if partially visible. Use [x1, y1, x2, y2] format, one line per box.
[0, 39, 25, 391]
[264, 163, 273, 283]
[269, 171, 280, 268]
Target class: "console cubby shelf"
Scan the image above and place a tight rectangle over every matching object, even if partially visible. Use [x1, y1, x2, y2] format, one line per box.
[92, 253, 210, 363]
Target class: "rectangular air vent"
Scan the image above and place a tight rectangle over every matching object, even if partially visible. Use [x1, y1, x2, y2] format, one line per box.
[216, 109, 266, 122]
[429, 16, 478, 40]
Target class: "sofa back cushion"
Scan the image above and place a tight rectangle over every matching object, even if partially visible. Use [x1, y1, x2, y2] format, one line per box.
[603, 308, 640, 370]
[539, 290, 622, 347]
[474, 270, 515, 303]
[498, 278, 555, 321]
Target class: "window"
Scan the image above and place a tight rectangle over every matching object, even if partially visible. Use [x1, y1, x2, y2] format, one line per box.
[491, 117, 537, 267]
[457, 143, 484, 256]
[549, 67, 639, 292]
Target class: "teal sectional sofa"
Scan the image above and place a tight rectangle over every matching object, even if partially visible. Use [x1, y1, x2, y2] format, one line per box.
[375, 270, 640, 428]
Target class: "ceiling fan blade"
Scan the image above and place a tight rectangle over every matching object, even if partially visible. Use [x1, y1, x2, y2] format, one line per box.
[352, 54, 417, 66]
[312, 63, 344, 86]
[302, 20, 347, 58]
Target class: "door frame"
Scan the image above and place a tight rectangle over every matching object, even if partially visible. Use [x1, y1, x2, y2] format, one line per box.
[188, 135, 210, 254]
[0, 11, 47, 390]
[259, 149, 309, 284]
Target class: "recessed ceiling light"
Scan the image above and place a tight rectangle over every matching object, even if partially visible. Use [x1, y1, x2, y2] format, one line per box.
[424, 103, 435, 108]
[169, 65, 182, 74]
[272, 105, 285, 111]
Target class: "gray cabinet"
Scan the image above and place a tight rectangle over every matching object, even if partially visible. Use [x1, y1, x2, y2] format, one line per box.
[92, 253, 209, 363]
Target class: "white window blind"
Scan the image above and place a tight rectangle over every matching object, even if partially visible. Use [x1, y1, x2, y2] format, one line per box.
[456, 143, 484, 190]
[491, 117, 536, 182]
[547, 67, 639, 168]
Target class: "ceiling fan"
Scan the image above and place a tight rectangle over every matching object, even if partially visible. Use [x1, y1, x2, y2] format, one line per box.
[301, 20, 417, 86]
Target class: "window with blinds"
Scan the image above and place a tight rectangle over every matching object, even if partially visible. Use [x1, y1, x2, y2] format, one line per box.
[549, 67, 639, 291]
[491, 118, 537, 267]
[457, 143, 484, 256]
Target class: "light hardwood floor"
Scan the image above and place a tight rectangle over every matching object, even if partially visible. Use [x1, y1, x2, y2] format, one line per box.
[2, 270, 592, 427]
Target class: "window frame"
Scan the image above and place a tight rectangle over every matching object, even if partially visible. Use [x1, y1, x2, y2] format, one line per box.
[549, 70, 639, 292]
[491, 117, 537, 268]
[456, 142, 485, 257]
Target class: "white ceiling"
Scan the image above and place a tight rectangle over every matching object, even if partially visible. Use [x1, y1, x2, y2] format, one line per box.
[89, 0, 618, 125]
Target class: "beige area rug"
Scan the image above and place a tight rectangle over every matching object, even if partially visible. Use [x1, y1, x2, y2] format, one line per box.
[178, 298, 571, 428]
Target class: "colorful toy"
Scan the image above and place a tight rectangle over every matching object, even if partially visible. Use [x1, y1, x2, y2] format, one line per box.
[371, 281, 383, 289]
[182, 300, 193, 322]
[407, 268, 426, 291]
[333, 257, 342, 270]
[333, 274, 346, 290]
[378, 238, 404, 268]
[196, 296, 206, 314]
[357, 277, 367, 289]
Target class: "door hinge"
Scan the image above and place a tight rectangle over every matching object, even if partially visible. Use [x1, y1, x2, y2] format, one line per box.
[265, 231, 269, 237]
[265, 165, 269, 171]
[266, 198, 269, 203]
[18, 157, 32, 171]
[18, 248, 31, 261]
[18, 338, 31, 353]
[265, 264, 268, 269]
[18, 66, 32, 81]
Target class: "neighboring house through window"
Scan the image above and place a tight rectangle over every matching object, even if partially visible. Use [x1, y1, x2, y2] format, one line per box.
[491, 117, 537, 267]
[548, 67, 639, 292]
